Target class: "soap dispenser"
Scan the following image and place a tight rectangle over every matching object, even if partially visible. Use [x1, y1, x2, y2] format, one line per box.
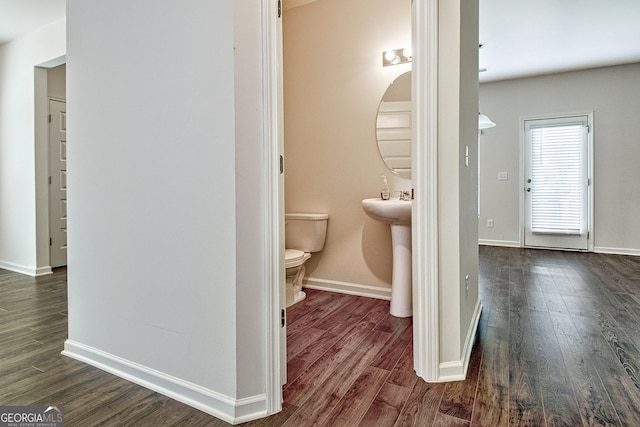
[381, 175, 390, 200]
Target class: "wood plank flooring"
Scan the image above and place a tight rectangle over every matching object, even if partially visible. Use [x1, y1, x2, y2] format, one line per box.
[1, 246, 640, 426]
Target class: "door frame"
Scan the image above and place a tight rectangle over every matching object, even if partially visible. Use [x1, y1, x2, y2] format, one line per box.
[411, 0, 441, 382]
[263, 0, 285, 414]
[35, 58, 67, 276]
[48, 98, 68, 267]
[262, 0, 441, 413]
[519, 111, 594, 251]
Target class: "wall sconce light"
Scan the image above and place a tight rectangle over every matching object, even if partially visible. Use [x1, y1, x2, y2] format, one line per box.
[382, 47, 412, 67]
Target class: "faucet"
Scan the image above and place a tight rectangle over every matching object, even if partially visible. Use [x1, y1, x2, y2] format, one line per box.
[395, 190, 413, 201]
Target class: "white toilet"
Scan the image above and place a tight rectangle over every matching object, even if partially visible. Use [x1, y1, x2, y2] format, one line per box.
[285, 212, 329, 307]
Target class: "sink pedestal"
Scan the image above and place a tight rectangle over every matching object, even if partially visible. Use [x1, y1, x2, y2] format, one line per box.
[361, 197, 412, 318]
[390, 224, 412, 317]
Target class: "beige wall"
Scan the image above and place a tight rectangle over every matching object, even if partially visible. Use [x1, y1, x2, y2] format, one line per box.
[47, 64, 66, 99]
[283, 0, 411, 292]
[479, 62, 640, 255]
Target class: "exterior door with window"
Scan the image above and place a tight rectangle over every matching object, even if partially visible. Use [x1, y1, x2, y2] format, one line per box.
[524, 115, 591, 250]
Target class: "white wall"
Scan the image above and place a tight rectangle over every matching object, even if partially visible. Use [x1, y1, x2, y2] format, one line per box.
[65, 0, 269, 423]
[479, 63, 640, 254]
[437, 0, 481, 371]
[0, 19, 66, 275]
[233, 0, 269, 400]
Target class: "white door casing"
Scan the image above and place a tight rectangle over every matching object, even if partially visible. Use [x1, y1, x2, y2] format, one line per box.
[264, 0, 286, 415]
[263, 0, 441, 414]
[522, 113, 593, 251]
[49, 99, 67, 267]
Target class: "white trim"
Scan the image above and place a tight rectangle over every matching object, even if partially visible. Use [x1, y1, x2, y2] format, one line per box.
[0, 261, 52, 277]
[586, 112, 595, 252]
[262, 0, 284, 416]
[35, 68, 52, 273]
[62, 341, 266, 425]
[34, 266, 54, 276]
[411, 0, 440, 382]
[478, 239, 521, 248]
[435, 298, 482, 381]
[304, 278, 392, 300]
[519, 122, 526, 246]
[437, 360, 467, 381]
[520, 111, 594, 252]
[594, 247, 640, 257]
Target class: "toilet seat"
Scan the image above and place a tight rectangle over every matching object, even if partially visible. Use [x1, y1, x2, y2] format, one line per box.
[285, 249, 309, 268]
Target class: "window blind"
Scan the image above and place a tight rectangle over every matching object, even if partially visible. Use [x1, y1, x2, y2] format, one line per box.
[529, 123, 584, 235]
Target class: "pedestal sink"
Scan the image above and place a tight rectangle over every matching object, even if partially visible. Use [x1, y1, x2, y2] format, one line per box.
[361, 198, 412, 317]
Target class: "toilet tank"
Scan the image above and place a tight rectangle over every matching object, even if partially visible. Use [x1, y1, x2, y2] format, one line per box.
[285, 213, 329, 252]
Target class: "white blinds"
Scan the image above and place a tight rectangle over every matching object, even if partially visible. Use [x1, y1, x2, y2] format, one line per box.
[529, 123, 585, 235]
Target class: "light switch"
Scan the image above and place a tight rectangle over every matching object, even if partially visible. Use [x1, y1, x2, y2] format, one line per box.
[498, 171, 508, 181]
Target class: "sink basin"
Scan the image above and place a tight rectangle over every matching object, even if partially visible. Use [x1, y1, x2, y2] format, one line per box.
[361, 198, 412, 225]
[361, 197, 412, 317]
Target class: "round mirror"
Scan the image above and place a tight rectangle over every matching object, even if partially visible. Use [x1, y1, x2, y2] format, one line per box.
[375, 71, 411, 179]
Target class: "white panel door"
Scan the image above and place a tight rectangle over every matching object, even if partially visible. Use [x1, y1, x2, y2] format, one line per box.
[49, 99, 67, 267]
[524, 115, 590, 251]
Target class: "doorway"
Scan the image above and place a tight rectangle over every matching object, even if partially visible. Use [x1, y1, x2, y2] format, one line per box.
[267, 1, 443, 412]
[35, 59, 67, 276]
[49, 99, 67, 267]
[522, 113, 593, 251]
[278, 0, 415, 388]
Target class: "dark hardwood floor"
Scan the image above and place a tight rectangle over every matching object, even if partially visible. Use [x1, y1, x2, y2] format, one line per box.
[1, 246, 640, 426]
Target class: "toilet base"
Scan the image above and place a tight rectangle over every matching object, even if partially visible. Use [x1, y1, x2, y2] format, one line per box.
[286, 262, 307, 307]
[287, 289, 306, 307]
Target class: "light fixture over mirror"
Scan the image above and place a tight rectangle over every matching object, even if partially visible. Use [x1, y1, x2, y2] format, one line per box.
[382, 47, 412, 67]
[376, 71, 411, 179]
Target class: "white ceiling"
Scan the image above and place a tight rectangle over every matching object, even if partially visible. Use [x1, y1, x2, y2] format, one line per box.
[0, 0, 65, 46]
[479, 0, 640, 82]
[2, 0, 639, 83]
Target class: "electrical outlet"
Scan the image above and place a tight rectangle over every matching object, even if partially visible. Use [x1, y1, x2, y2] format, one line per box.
[498, 171, 508, 181]
[487, 218, 494, 228]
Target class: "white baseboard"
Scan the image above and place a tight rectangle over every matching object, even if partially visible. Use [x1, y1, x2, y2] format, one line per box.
[594, 246, 640, 257]
[0, 260, 52, 277]
[480, 241, 640, 257]
[304, 277, 391, 300]
[436, 298, 483, 382]
[478, 239, 521, 248]
[62, 340, 266, 425]
[34, 266, 53, 276]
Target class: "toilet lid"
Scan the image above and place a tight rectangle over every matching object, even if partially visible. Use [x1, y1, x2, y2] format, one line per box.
[285, 249, 305, 264]
[286, 249, 311, 268]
